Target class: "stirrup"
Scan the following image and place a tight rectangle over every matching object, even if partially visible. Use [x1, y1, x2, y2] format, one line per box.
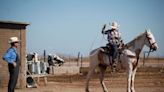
[111, 62, 117, 72]
[111, 65, 116, 72]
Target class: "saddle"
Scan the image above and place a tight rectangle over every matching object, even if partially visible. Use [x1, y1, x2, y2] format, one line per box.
[100, 46, 111, 55]
[100, 43, 124, 65]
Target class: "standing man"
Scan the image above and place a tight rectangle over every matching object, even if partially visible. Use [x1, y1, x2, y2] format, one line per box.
[102, 21, 123, 71]
[3, 37, 20, 92]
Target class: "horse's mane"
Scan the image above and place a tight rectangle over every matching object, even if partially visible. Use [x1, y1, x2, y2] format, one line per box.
[125, 32, 146, 48]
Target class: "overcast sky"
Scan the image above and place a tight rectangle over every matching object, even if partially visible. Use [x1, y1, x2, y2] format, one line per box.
[0, 0, 164, 57]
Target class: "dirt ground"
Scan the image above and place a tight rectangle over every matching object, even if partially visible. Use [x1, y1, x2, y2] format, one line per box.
[1, 69, 164, 92]
[1, 58, 164, 92]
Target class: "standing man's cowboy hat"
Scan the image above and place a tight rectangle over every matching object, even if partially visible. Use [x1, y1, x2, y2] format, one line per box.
[8, 37, 20, 44]
[111, 21, 119, 29]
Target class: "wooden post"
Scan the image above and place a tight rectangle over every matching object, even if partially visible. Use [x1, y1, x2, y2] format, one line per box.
[44, 50, 46, 62]
[77, 52, 80, 66]
[19, 29, 27, 88]
[81, 54, 83, 68]
[44, 76, 47, 85]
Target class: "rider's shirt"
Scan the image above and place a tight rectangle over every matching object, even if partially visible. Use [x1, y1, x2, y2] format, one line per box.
[102, 29, 121, 45]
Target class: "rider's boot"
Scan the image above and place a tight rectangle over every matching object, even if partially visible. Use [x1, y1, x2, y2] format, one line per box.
[112, 59, 117, 72]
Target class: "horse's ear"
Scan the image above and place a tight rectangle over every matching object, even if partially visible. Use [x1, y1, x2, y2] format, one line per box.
[145, 29, 148, 34]
[145, 29, 151, 33]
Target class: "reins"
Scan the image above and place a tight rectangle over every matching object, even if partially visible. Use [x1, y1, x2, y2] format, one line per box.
[142, 33, 156, 66]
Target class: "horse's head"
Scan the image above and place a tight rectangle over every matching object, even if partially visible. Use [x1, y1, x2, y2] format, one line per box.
[145, 30, 158, 51]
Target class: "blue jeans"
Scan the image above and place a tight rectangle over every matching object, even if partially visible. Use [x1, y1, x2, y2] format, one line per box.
[110, 43, 118, 61]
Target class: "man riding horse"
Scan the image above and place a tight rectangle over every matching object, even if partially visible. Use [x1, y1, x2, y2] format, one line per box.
[101, 21, 123, 71]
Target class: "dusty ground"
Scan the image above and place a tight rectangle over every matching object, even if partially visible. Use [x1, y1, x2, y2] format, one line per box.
[1, 68, 164, 92]
[1, 58, 164, 92]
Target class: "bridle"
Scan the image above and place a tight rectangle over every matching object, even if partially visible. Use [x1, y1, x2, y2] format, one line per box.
[143, 32, 157, 66]
[146, 32, 157, 52]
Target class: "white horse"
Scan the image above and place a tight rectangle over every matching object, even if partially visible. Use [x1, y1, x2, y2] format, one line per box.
[52, 54, 64, 66]
[85, 30, 158, 92]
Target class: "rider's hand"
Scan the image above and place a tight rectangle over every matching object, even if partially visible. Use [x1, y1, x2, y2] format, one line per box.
[13, 61, 17, 68]
[102, 24, 106, 33]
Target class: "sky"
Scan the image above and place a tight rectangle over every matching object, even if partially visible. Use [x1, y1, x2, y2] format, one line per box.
[0, 0, 164, 57]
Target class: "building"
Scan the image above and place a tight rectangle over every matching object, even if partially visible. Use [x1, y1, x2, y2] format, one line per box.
[0, 20, 29, 88]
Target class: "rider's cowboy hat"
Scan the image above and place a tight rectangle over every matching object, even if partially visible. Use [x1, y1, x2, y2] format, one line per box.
[8, 37, 20, 44]
[111, 21, 119, 29]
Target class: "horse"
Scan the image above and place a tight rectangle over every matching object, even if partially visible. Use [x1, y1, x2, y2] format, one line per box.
[85, 30, 158, 92]
[48, 54, 65, 66]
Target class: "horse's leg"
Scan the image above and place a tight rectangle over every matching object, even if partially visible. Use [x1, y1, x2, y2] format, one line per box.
[85, 63, 97, 92]
[127, 63, 133, 92]
[99, 65, 108, 92]
[131, 67, 137, 92]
